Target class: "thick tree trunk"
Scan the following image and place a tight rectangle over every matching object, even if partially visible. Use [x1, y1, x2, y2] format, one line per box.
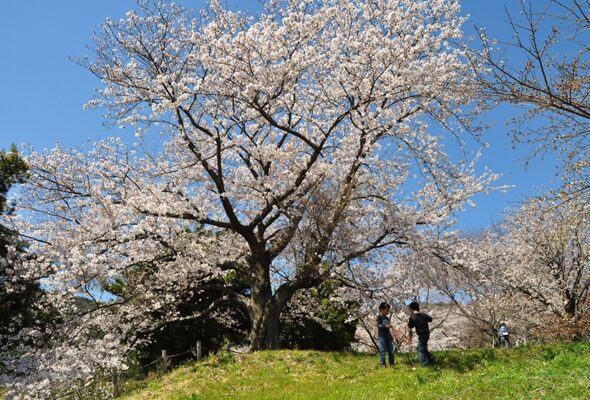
[246, 250, 315, 350]
[249, 301, 281, 350]
[248, 256, 282, 350]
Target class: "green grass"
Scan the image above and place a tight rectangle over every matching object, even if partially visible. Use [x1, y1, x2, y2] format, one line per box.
[118, 343, 590, 399]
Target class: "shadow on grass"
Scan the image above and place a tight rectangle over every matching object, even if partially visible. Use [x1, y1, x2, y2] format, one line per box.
[396, 347, 502, 374]
[434, 348, 498, 373]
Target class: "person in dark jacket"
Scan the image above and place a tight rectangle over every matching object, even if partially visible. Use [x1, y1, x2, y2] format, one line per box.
[377, 302, 395, 367]
[408, 301, 434, 366]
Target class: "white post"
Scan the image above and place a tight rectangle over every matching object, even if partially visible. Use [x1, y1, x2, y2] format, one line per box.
[196, 340, 202, 361]
[112, 367, 120, 398]
[161, 349, 168, 373]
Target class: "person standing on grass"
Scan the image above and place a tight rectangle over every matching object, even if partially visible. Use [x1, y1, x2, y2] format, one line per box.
[498, 321, 511, 348]
[377, 302, 395, 367]
[408, 301, 434, 366]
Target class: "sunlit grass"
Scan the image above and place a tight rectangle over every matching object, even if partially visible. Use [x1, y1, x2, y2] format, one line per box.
[119, 342, 590, 399]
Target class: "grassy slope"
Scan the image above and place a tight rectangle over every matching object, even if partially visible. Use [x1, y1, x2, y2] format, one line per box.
[121, 343, 590, 400]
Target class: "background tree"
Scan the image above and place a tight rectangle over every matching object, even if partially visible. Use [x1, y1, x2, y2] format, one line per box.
[279, 281, 358, 351]
[500, 198, 590, 321]
[0, 145, 35, 345]
[444, 198, 590, 343]
[0, 145, 28, 212]
[0, 145, 50, 380]
[471, 0, 590, 339]
[477, 0, 590, 197]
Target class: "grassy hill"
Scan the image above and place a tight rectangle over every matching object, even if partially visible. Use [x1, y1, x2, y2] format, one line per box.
[119, 342, 590, 399]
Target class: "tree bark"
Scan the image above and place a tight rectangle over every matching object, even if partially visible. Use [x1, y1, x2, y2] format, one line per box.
[248, 288, 281, 350]
[249, 303, 281, 350]
[247, 254, 282, 350]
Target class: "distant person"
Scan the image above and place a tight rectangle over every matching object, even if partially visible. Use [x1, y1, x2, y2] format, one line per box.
[377, 302, 395, 367]
[408, 301, 434, 366]
[498, 322, 511, 347]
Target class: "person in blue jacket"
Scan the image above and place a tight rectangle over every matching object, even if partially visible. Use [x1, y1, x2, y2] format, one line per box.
[498, 321, 511, 347]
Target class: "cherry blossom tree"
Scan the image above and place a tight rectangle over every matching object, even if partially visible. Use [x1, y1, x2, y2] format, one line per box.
[499, 198, 590, 320]
[77, 0, 493, 349]
[3, 0, 497, 397]
[477, 0, 590, 197]
[468, 0, 590, 342]
[444, 197, 590, 343]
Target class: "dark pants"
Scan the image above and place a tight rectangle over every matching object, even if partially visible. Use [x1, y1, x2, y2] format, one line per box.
[499, 334, 511, 347]
[417, 333, 434, 366]
[379, 336, 395, 365]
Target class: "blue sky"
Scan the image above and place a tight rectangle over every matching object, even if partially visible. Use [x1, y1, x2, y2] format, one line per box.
[0, 0, 559, 231]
